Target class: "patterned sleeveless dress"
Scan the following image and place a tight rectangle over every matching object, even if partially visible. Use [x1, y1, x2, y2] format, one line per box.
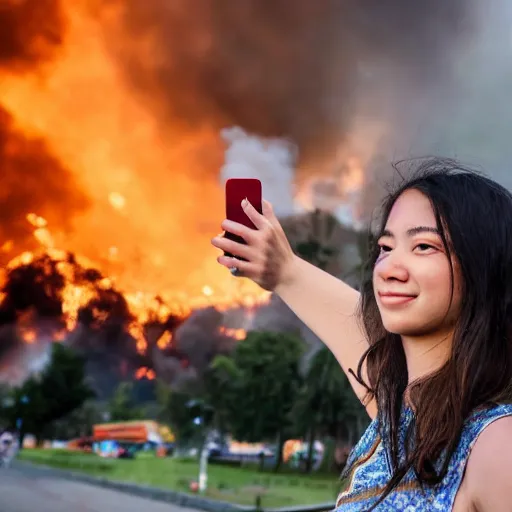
[335, 403, 512, 511]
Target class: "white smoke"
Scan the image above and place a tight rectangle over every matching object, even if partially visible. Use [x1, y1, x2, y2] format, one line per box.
[219, 126, 368, 229]
[0, 338, 52, 385]
[219, 127, 299, 218]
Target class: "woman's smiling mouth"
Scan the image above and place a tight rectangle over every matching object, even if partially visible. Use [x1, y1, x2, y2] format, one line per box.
[378, 292, 417, 306]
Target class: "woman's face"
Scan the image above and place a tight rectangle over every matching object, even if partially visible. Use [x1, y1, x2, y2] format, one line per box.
[373, 188, 462, 337]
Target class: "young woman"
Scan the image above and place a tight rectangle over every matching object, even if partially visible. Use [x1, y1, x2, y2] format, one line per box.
[211, 158, 512, 511]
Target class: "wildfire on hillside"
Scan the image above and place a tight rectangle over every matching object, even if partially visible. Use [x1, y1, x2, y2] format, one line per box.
[1, 0, 465, 385]
[0, 1, 276, 384]
[0, 212, 269, 384]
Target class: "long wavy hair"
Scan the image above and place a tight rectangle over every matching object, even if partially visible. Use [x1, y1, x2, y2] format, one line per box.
[349, 158, 512, 508]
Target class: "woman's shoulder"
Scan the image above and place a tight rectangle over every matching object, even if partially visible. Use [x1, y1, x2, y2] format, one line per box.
[454, 402, 512, 457]
[458, 409, 512, 511]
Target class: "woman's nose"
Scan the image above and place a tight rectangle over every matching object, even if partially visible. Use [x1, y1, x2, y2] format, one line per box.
[376, 252, 409, 282]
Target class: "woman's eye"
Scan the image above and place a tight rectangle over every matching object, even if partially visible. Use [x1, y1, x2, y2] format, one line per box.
[378, 244, 392, 253]
[415, 243, 435, 252]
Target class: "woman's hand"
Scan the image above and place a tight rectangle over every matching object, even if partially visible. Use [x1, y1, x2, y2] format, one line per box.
[211, 199, 296, 291]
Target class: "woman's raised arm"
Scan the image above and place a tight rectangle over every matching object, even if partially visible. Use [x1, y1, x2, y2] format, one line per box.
[211, 199, 376, 419]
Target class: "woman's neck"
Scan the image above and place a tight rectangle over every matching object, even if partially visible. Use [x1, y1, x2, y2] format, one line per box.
[402, 330, 453, 384]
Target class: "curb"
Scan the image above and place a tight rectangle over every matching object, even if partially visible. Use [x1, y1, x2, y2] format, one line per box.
[13, 461, 254, 512]
[14, 461, 336, 512]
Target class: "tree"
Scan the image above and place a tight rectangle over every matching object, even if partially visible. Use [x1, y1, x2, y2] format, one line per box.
[5, 343, 94, 446]
[156, 381, 207, 447]
[292, 347, 368, 472]
[108, 381, 145, 422]
[0, 383, 13, 430]
[209, 331, 305, 471]
[47, 400, 104, 440]
[203, 355, 241, 436]
[284, 210, 343, 273]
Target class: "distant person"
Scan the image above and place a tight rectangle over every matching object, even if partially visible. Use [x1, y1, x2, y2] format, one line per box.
[0, 430, 16, 468]
[212, 158, 512, 510]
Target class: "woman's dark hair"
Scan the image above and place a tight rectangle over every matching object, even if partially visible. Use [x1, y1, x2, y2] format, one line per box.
[350, 157, 512, 508]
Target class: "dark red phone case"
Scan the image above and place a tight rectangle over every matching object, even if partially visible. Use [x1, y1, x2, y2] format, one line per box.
[224, 178, 262, 259]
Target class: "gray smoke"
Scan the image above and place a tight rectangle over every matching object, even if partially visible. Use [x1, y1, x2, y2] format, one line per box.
[98, 0, 477, 178]
[98, 0, 512, 211]
[409, 1, 512, 187]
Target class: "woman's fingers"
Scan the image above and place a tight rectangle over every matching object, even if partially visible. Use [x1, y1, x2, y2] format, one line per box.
[213, 199, 293, 290]
[242, 198, 269, 230]
[220, 219, 257, 243]
[262, 199, 279, 227]
[211, 235, 253, 260]
[216, 255, 257, 277]
[219, 200, 271, 239]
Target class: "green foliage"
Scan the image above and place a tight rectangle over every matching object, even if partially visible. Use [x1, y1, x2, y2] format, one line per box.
[108, 381, 145, 422]
[297, 347, 363, 430]
[204, 355, 242, 434]
[156, 381, 205, 445]
[288, 347, 369, 472]
[293, 347, 367, 441]
[4, 343, 94, 442]
[39, 343, 95, 422]
[228, 331, 304, 444]
[48, 400, 104, 440]
[158, 332, 369, 474]
[292, 210, 340, 271]
[206, 330, 305, 470]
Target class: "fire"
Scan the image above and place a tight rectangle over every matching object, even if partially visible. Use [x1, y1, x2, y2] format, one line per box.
[135, 367, 156, 381]
[0, 211, 267, 386]
[1, 241, 13, 254]
[340, 157, 365, 194]
[294, 154, 365, 217]
[0, 0, 269, 306]
[219, 327, 247, 341]
[108, 192, 126, 211]
[0, 1, 275, 383]
[26, 213, 48, 229]
[156, 331, 173, 350]
[20, 329, 36, 344]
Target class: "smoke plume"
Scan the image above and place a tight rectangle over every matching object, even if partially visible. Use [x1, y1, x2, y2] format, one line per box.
[219, 127, 297, 217]
[0, 0, 64, 71]
[0, 0, 89, 256]
[100, 0, 475, 174]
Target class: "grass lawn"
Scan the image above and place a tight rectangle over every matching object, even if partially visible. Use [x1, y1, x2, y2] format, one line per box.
[19, 449, 341, 508]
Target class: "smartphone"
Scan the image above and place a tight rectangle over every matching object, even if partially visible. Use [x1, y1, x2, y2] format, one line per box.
[224, 178, 262, 259]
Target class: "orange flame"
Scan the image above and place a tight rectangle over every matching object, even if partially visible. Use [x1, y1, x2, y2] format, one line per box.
[219, 327, 247, 341]
[0, 2, 278, 384]
[20, 329, 37, 344]
[0, 1, 269, 306]
[156, 330, 173, 350]
[135, 366, 156, 380]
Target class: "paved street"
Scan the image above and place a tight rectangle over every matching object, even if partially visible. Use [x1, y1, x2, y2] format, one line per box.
[0, 465, 197, 512]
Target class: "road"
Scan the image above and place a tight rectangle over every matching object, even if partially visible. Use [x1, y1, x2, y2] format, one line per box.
[0, 465, 198, 512]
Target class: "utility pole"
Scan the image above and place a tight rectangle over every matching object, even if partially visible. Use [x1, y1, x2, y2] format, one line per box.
[187, 399, 214, 493]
